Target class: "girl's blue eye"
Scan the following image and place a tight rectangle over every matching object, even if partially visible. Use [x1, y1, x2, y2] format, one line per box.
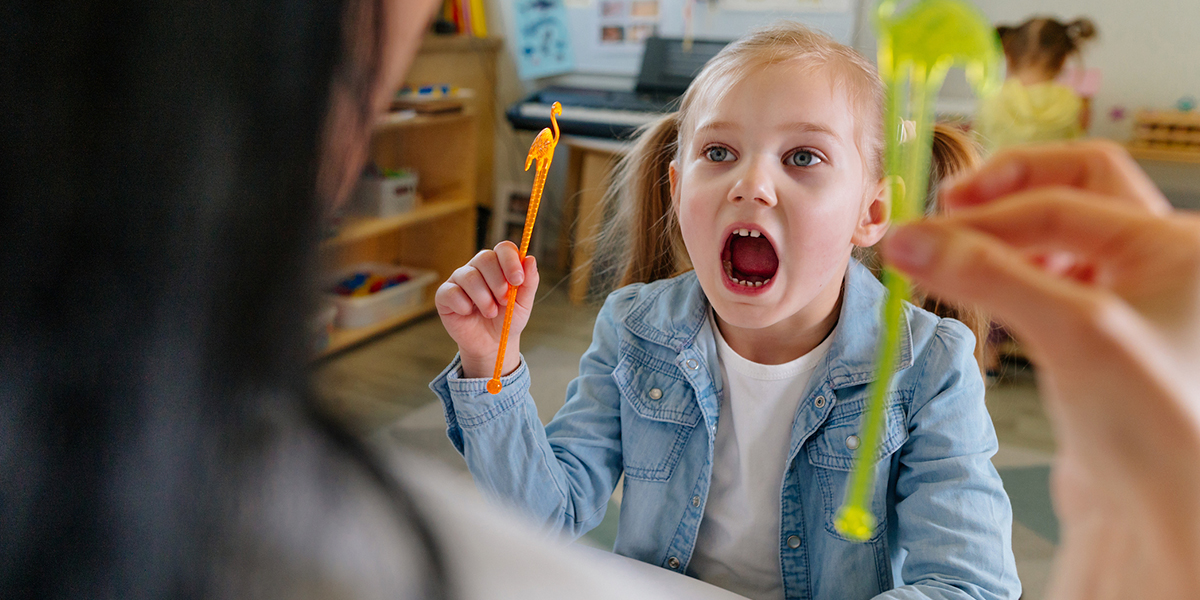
[705, 146, 733, 162]
[786, 150, 822, 167]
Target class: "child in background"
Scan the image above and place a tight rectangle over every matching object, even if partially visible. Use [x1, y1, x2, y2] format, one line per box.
[976, 17, 1097, 152]
[431, 22, 1019, 600]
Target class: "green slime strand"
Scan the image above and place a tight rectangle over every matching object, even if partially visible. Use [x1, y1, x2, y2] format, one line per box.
[834, 0, 1002, 542]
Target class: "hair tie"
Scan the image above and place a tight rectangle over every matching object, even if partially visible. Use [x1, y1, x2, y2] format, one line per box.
[898, 119, 917, 143]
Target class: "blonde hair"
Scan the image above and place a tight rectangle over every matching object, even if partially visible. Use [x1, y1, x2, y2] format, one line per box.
[594, 21, 989, 365]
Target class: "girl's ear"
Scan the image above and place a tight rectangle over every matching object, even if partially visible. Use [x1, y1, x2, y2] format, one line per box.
[669, 159, 681, 210]
[851, 177, 893, 247]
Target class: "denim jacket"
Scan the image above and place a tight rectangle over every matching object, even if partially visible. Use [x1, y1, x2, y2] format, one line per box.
[430, 261, 1020, 600]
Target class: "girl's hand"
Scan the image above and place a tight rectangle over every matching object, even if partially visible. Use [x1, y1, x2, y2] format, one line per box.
[880, 141, 1200, 600]
[435, 241, 539, 380]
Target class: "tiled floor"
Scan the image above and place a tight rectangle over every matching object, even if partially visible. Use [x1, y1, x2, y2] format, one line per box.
[313, 275, 1058, 599]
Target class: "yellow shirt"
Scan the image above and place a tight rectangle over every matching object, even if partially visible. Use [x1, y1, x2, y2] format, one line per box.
[976, 79, 1083, 152]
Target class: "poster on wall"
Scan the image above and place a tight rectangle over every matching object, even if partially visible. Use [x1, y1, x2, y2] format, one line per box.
[512, 0, 576, 79]
[720, 0, 850, 12]
[596, 0, 661, 53]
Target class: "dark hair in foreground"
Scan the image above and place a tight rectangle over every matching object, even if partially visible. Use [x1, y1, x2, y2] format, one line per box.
[1, 2, 446, 598]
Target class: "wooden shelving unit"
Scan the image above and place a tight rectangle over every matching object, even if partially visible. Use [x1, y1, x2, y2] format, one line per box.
[325, 300, 438, 355]
[1127, 145, 1200, 165]
[322, 190, 473, 249]
[317, 110, 477, 358]
[1128, 110, 1200, 164]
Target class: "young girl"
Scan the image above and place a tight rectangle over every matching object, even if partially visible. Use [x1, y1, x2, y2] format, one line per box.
[432, 23, 1019, 600]
[976, 17, 1097, 152]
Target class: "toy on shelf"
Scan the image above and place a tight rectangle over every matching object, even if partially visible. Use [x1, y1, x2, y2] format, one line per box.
[350, 164, 419, 218]
[392, 84, 473, 115]
[487, 102, 562, 395]
[325, 263, 438, 330]
[333, 271, 413, 297]
[834, 0, 1002, 543]
[1131, 110, 1200, 154]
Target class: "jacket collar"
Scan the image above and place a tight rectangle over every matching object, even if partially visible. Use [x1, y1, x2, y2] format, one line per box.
[623, 260, 913, 389]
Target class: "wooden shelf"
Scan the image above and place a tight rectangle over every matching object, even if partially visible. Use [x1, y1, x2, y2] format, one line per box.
[1127, 146, 1200, 165]
[318, 299, 437, 358]
[418, 34, 502, 53]
[321, 193, 473, 249]
[375, 110, 472, 131]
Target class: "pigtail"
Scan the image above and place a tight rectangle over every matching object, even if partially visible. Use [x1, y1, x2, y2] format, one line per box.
[995, 25, 1014, 48]
[597, 112, 691, 291]
[925, 123, 981, 215]
[917, 123, 991, 371]
[1066, 18, 1097, 47]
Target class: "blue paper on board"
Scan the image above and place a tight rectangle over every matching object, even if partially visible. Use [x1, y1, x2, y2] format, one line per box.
[513, 0, 576, 80]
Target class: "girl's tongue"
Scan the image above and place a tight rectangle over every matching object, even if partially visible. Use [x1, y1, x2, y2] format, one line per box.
[729, 235, 778, 280]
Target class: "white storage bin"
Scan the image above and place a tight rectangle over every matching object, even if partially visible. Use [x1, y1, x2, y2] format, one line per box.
[308, 302, 337, 354]
[326, 263, 437, 330]
[351, 169, 419, 217]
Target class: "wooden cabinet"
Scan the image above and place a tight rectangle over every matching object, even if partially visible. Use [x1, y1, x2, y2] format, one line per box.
[317, 111, 478, 357]
[405, 35, 501, 208]
[315, 34, 500, 357]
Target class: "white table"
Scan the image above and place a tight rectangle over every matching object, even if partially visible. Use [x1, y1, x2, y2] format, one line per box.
[572, 545, 751, 600]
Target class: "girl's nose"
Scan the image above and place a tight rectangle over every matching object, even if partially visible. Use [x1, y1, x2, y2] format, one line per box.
[728, 156, 777, 207]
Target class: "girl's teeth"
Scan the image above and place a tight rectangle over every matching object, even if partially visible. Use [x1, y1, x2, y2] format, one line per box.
[749, 230, 760, 238]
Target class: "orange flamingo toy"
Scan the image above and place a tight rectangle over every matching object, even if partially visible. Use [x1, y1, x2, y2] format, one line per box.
[487, 102, 562, 395]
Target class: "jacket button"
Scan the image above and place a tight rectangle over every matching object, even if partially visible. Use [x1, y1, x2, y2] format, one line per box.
[684, 358, 699, 370]
[786, 535, 802, 549]
[648, 388, 663, 400]
[692, 495, 701, 507]
[846, 435, 861, 450]
[814, 395, 826, 408]
[667, 556, 681, 569]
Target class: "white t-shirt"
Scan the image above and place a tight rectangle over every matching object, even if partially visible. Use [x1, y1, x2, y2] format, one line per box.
[689, 312, 834, 600]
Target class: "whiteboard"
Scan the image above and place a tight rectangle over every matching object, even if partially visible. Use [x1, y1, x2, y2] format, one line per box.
[565, 0, 858, 75]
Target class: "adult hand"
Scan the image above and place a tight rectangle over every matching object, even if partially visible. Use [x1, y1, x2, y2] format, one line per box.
[880, 141, 1200, 600]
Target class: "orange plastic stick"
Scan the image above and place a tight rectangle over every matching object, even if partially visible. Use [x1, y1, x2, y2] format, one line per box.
[488, 102, 561, 395]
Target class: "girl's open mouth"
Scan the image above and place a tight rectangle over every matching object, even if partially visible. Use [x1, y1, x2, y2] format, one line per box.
[721, 226, 779, 293]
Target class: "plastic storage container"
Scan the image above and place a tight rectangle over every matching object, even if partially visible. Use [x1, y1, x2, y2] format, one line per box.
[309, 302, 337, 354]
[351, 168, 419, 217]
[326, 263, 437, 329]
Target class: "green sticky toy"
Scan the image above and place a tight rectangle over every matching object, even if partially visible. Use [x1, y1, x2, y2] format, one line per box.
[833, 0, 1002, 542]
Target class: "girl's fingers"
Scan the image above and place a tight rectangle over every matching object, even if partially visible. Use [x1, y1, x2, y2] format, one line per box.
[493, 241, 525, 287]
[435, 281, 475, 316]
[514, 255, 540, 309]
[943, 141, 1171, 214]
[452, 265, 499, 318]
[468, 250, 513, 303]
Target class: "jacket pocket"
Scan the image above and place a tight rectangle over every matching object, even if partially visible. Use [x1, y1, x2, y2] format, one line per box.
[806, 392, 909, 541]
[614, 356, 702, 482]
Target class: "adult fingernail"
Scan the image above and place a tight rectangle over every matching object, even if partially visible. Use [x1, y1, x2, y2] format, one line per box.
[943, 174, 967, 198]
[977, 158, 1025, 199]
[884, 225, 938, 270]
